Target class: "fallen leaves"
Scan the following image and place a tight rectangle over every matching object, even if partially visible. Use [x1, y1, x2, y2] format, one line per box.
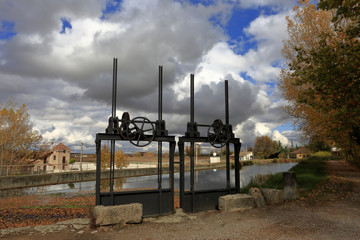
[0, 194, 95, 229]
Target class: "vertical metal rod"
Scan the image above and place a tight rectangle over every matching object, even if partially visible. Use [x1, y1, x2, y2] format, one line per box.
[179, 142, 185, 209]
[112, 58, 118, 118]
[225, 80, 229, 125]
[226, 142, 230, 191]
[158, 142, 162, 190]
[158, 66, 163, 121]
[190, 142, 195, 212]
[235, 142, 241, 193]
[190, 74, 194, 123]
[95, 138, 101, 205]
[110, 58, 117, 205]
[158, 66, 163, 189]
[158, 66, 163, 212]
[110, 140, 115, 194]
[169, 141, 175, 212]
[225, 80, 230, 191]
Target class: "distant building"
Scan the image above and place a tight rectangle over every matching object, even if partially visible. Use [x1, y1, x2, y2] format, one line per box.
[291, 147, 311, 159]
[240, 151, 253, 161]
[31, 151, 52, 172]
[48, 142, 71, 170]
[230, 151, 253, 161]
[210, 153, 221, 163]
[331, 147, 342, 157]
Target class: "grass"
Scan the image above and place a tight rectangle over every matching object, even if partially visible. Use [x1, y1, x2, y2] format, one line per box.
[291, 158, 327, 191]
[240, 158, 328, 194]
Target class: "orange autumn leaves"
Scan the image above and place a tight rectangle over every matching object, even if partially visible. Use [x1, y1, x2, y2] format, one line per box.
[0, 99, 43, 168]
[100, 144, 128, 169]
[280, 0, 360, 161]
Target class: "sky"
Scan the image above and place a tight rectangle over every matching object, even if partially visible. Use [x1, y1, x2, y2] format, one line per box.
[0, 0, 302, 153]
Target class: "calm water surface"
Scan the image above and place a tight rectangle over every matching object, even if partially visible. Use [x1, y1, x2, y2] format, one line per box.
[1, 162, 297, 197]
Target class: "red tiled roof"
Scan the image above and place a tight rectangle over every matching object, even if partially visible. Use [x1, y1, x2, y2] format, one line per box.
[53, 142, 71, 151]
[291, 147, 311, 155]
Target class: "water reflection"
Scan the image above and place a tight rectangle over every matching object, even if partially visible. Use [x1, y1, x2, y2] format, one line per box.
[0, 163, 297, 197]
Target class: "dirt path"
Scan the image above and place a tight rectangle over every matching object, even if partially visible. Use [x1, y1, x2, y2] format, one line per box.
[2, 160, 360, 240]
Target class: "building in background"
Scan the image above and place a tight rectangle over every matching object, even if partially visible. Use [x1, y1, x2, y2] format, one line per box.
[48, 142, 71, 170]
[291, 147, 311, 159]
[240, 151, 253, 161]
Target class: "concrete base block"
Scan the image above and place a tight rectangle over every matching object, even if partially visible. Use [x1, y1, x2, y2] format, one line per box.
[93, 203, 143, 226]
[260, 188, 284, 205]
[283, 172, 299, 200]
[249, 188, 266, 207]
[219, 194, 256, 211]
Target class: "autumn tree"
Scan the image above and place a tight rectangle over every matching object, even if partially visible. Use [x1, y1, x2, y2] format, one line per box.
[0, 99, 43, 173]
[185, 145, 192, 157]
[100, 144, 128, 169]
[254, 136, 279, 159]
[280, 0, 360, 161]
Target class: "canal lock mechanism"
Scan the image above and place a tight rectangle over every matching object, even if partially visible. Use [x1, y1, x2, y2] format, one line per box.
[95, 58, 241, 216]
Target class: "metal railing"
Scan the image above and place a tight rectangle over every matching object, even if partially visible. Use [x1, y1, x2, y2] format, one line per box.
[0, 163, 97, 176]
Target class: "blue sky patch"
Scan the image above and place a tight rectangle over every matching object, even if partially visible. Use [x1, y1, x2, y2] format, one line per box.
[60, 17, 72, 34]
[274, 123, 294, 132]
[0, 20, 17, 40]
[101, 0, 123, 19]
[226, 8, 259, 41]
[240, 72, 256, 85]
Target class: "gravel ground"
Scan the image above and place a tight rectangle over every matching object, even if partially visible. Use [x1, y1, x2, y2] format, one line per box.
[2, 160, 360, 240]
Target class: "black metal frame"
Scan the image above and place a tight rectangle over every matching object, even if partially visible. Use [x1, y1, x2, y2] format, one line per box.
[178, 75, 241, 212]
[95, 59, 176, 217]
[95, 58, 242, 216]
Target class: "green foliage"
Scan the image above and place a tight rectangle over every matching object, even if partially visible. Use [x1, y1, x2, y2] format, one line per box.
[291, 159, 327, 192]
[318, 0, 360, 37]
[281, 0, 360, 162]
[278, 151, 287, 158]
[308, 151, 341, 161]
[69, 158, 76, 164]
[231, 160, 254, 170]
[311, 151, 332, 158]
[240, 173, 284, 193]
[254, 136, 279, 159]
[241, 158, 328, 194]
[307, 136, 331, 152]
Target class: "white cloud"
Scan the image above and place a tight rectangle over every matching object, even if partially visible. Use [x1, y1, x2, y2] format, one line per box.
[237, 0, 293, 10]
[272, 130, 289, 146]
[0, 0, 296, 152]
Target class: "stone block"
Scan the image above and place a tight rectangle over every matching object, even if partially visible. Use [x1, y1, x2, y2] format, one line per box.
[219, 194, 256, 211]
[248, 187, 266, 207]
[0, 226, 31, 235]
[260, 188, 284, 205]
[283, 172, 299, 200]
[93, 203, 142, 226]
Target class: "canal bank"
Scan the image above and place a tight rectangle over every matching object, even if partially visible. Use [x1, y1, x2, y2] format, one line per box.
[0, 163, 226, 190]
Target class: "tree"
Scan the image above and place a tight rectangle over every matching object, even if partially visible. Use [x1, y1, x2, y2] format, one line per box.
[0, 99, 43, 172]
[280, 0, 360, 161]
[307, 135, 332, 152]
[185, 145, 192, 157]
[100, 144, 128, 169]
[254, 136, 278, 159]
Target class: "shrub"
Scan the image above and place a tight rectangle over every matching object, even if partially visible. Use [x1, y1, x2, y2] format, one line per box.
[308, 151, 341, 160]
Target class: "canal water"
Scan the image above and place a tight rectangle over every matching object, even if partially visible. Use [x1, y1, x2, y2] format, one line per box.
[1, 163, 297, 197]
